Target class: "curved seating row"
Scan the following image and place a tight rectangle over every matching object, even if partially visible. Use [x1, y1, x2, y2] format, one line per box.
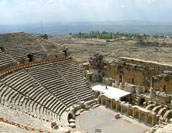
[0, 58, 94, 123]
[0, 51, 16, 70]
[55, 59, 94, 101]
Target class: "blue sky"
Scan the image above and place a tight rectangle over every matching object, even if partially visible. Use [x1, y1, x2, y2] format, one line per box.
[0, 0, 172, 24]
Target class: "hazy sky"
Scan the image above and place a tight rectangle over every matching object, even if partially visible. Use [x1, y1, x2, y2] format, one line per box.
[0, 0, 172, 24]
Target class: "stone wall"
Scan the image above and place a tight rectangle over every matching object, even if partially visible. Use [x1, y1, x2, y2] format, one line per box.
[105, 57, 172, 94]
[153, 73, 172, 94]
[98, 95, 158, 126]
[85, 55, 172, 131]
[105, 59, 148, 92]
[86, 56, 172, 105]
[122, 66, 145, 86]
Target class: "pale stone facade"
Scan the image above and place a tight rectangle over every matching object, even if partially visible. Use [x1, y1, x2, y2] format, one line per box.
[85, 54, 172, 130]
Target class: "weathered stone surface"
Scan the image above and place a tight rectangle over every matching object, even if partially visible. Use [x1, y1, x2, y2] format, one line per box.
[69, 123, 76, 128]
[115, 113, 121, 119]
[69, 119, 75, 123]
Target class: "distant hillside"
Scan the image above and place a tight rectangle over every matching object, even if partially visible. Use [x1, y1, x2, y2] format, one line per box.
[49, 34, 172, 64]
[0, 32, 62, 60]
[1, 21, 172, 36]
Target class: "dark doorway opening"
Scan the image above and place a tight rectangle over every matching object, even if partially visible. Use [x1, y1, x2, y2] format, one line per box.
[139, 98, 145, 106]
[63, 47, 68, 57]
[121, 97, 127, 102]
[68, 113, 74, 120]
[163, 85, 166, 91]
[27, 54, 33, 62]
[89, 75, 92, 82]
[0, 47, 5, 52]
[132, 78, 134, 84]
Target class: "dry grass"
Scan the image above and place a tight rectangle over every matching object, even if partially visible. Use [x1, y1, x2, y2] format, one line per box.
[49, 35, 172, 64]
[0, 32, 61, 55]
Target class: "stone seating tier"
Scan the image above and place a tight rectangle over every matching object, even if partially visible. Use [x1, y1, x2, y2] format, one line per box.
[0, 58, 94, 123]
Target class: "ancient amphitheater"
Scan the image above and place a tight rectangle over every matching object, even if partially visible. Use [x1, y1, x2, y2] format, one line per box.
[0, 32, 172, 133]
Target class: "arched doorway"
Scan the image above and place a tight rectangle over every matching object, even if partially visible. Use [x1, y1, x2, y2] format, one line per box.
[139, 98, 145, 106]
[68, 112, 74, 120]
[27, 54, 34, 62]
[163, 110, 172, 120]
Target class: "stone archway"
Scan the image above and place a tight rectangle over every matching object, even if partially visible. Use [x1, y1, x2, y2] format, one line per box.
[158, 108, 167, 117]
[152, 105, 162, 113]
[163, 110, 172, 120]
[27, 54, 34, 62]
[139, 98, 145, 106]
[68, 112, 75, 120]
[146, 104, 156, 111]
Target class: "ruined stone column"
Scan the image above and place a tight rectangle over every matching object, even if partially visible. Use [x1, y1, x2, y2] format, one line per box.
[121, 105, 123, 113]
[139, 112, 141, 121]
[111, 99, 113, 109]
[127, 106, 129, 116]
[106, 99, 108, 108]
[100, 97, 103, 105]
[151, 76, 153, 88]
[149, 87, 153, 99]
[145, 113, 148, 123]
[133, 109, 135, 118]
[122, 74, 125, 89]
[152, 116, 155, 126]
[115, 102, 118, 111]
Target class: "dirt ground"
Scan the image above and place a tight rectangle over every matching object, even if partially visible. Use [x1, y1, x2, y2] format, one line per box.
[49, 35, 172, 64]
